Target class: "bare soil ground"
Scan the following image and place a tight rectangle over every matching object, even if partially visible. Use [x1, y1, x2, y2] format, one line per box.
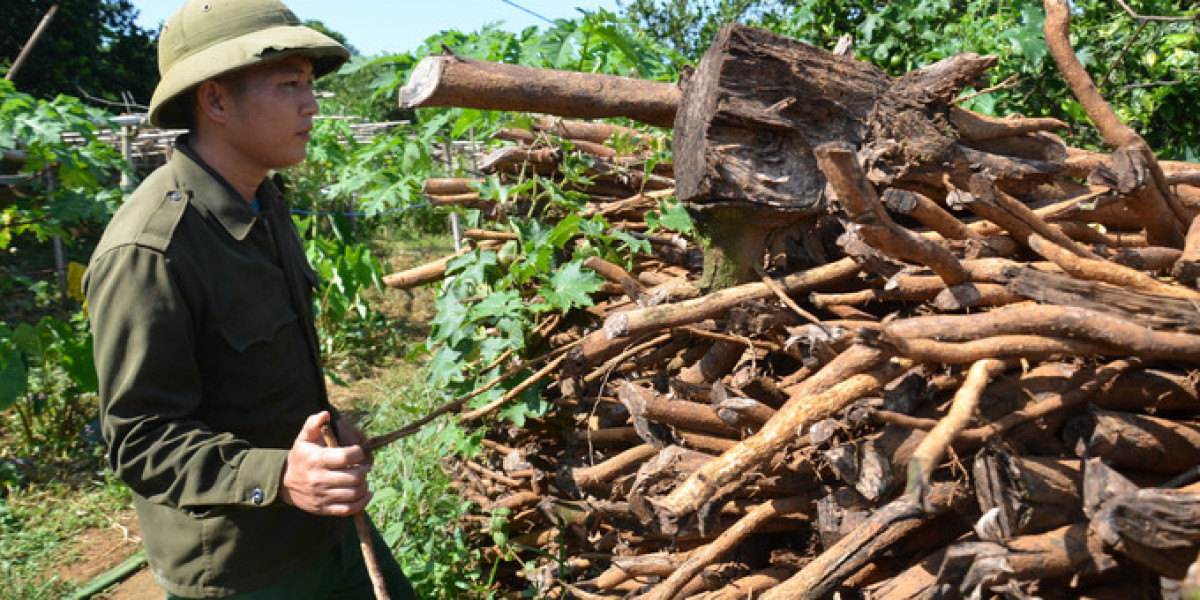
[56, 509, 159, 598]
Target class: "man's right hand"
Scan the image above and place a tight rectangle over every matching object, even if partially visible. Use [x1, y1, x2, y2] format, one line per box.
[279, 411, 373, 516]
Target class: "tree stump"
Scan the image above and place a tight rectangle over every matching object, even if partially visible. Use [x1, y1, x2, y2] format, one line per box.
[674, 24, 890, 289]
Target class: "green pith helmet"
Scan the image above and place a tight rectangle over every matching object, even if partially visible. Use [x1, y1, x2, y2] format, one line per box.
[148, 0, 350, 129]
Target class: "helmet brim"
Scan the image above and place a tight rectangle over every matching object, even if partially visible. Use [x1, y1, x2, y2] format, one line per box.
[148, 24, 349, 129]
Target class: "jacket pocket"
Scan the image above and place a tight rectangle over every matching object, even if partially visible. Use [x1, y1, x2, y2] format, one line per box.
[215, 290, 302, 399]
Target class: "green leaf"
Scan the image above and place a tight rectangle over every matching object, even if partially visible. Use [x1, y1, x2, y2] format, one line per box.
[541, 261, 603, 311]
[0, 352, 27, 411]
[648, 198, 694, 234]
[426, 345, 466, 388]
[467, 290, 523, 322]
[429, 290, 472, 346]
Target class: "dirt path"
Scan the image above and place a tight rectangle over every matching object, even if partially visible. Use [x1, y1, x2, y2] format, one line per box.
[58, 509, 161, 599]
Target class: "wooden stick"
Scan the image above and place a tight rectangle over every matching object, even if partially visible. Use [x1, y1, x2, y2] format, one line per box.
[873, 358, 1139, 444]
[584, 333, 672, 385]
[948, 106, 1066, 141]
[381, 240, 501, 290]
[876, 333, 1115, 364]
[687, 566, 794, 600]
[657, 350, 911, 520]
[6, 5, 58, 82]
[640, 495, 811, 600]
[905, 359, 1007, 507]
[367, 341, 578, 451]
[582, 256, 645, 301]
[422, 177, 481, 195]
[866, 523, 1108, 599]
[533, 116, 653, 146]
[811, 279, 1022, 311]
[602, 257, 861, 340]
[965, 172, 1101, 259]
[572, 444, 659, 491]
[587, 554, 690, 591]
[1027, 232, 1200, 299]
[1085, 407, 1200, 474]
[816, 142, 971, 287]
[319, 423, 390, 600]
[1112, 245, 1183, 272]
[884, 187, 980, 242]
[760, 481, 971, 600]
[619, 381, 742, 439]
[881, 303, 1200, 362]
[459, 352, 570, 421]
[1173, 213, 1200, 286]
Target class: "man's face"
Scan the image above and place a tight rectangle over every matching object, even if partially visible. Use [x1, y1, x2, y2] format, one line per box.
[220, 56, 319, 171]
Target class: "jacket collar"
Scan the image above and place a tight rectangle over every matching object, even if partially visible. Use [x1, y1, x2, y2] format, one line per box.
[168, 136, 284, 241]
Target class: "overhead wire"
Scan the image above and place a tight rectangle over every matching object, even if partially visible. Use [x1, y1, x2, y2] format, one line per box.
[498, 0, 554, 25]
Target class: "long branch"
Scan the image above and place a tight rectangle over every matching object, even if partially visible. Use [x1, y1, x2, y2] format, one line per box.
[656, 349, 911, 519]
[1043, 0, 1185, 246]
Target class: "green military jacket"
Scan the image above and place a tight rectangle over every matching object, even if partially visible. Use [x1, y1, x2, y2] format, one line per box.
[84, 138, 349, 598]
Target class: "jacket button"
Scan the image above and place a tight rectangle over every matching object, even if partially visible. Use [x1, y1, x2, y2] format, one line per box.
[251, 488, 264, 505]
[168, 191, 183, 201]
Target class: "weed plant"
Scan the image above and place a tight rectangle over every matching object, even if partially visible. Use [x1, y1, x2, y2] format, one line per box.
[0, 471, 130, 599]
[361, 362, 494, 598]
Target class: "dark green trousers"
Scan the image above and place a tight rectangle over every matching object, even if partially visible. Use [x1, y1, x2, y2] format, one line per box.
[167, 519, 417, 600]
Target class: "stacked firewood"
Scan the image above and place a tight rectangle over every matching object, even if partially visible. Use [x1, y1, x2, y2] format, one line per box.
[381, 2, 1200, 598]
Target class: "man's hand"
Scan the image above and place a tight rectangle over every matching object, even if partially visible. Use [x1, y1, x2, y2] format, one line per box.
[279, 411, 373, 516]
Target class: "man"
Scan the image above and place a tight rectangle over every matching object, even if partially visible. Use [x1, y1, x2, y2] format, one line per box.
[83, 1, 415, 598]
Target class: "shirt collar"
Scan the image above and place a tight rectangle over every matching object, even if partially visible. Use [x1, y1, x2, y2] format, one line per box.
[169, 137, 283, 241]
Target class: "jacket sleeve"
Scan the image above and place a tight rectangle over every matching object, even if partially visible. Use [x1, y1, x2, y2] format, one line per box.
[86, 244, 288, 515]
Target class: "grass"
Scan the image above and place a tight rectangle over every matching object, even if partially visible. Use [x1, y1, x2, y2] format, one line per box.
[0, 469, 131, 599]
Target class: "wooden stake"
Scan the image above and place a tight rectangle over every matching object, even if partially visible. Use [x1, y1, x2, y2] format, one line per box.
[319, 423, 390, 600]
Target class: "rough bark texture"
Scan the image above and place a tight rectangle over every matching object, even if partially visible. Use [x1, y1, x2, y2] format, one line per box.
[373, 12, 1200, 599]
[674, 25, 889, 213]
[399, 52, 680, 127]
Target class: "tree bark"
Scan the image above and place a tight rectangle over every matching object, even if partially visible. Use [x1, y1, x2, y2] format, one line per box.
[656, 350, 911, 521]
[1043, 0, 1186, 246]
[400, 53, 680, 127]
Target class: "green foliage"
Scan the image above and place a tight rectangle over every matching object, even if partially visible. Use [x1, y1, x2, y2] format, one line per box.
[646, 197, 696, 234]
[618, 0, 787, 59]
[3, 0, 157, 104]
[0, 80, 126, 250]
[617, 1, 1200, 158]
[424, 192, 652, 427]
[766, 0, 1200, 158]
[415, 11, 675, 79]
[295, 114, 444, 225]
[293, 210, 411, 379]
[0, 80, 119, 459]
[317, 53, 416, 123]
[365, 373, 494, 598]
[0, 314, 97, 457]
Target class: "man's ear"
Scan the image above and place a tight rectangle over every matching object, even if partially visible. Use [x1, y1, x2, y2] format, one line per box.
[194, 80, 231, 125]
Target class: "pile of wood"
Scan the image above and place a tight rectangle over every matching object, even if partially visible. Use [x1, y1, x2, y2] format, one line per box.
[383, 2, 1200, 598]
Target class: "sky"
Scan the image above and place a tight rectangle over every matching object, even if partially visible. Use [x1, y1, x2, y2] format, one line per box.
[132, 0, 625, 57]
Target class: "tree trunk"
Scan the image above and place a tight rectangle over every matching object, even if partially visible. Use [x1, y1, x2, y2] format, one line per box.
[399, 53, 680, 127]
